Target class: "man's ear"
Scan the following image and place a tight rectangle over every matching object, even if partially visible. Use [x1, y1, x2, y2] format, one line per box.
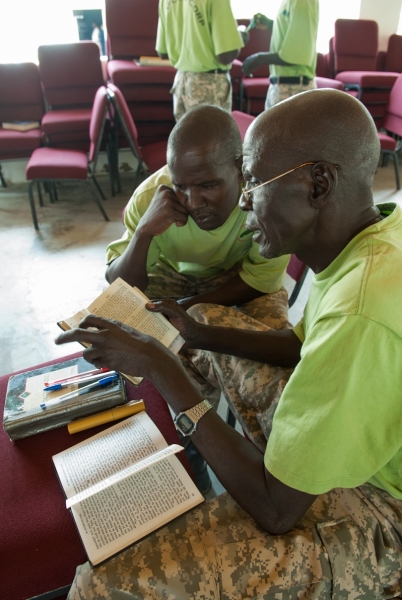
[309, 162, 338, 209]
[235, 156, 244, 181]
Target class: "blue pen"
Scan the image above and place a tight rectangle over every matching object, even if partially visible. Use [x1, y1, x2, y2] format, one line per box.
[40, 374, 119, 409]
[43, 371, 116, 391]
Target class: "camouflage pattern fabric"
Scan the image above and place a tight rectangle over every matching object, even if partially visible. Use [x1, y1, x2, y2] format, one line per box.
[171, 70, 232, 121]
[182, 300, 292, 452]
[265, 80, 317, 110]
[67, 484, 402, 599]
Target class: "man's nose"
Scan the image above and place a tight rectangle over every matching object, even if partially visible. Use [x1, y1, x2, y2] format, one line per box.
[186, 188, 206, 210]
[239, 190, 251, 211]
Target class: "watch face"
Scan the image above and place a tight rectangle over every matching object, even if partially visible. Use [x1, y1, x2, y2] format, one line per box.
[176, 413, 195, 435]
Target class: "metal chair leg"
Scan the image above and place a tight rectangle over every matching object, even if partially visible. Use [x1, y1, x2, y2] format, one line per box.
[106, 141, 116, 197]
[92, 175, 107, 201]
[0, 165, 6, 187]
[226, 407, 237, 429]
[28, 181, 39, 229]
[88, 181, 109, 221]
[53, 182, 59, 201]
[37, 182, 44, 206]
[392, 152, 401, 190]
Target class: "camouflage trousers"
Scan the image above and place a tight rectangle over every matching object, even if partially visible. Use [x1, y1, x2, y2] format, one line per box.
[67, 483, 402, 599]
[182, 302, 292, 452]
[171, 70, 232, 121]
[265, 80, 317, 110]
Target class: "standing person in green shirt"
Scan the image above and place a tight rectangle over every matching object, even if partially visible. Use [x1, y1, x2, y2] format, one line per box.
[156, 0, 248, 121]
[57, 89, 402, 598]
[242, 0, 319, 109]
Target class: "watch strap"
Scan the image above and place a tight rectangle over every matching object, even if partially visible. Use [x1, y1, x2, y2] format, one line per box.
[184, 399, 213, 424]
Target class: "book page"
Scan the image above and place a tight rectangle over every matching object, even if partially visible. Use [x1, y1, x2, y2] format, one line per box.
[87, 279, 182, 351]
[66, 444, 184, 508]
[53, 412, 168, 498]
[70, 454, 203, 565]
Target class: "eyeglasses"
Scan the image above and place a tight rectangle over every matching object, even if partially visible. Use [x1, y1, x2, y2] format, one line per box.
[242, 162, 317, 203]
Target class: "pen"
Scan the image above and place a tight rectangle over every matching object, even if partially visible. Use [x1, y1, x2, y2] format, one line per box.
[68, 400, 146, 433]
[44, 367, 110, 387]
[44, 371, 116, 391]
[40, 374, 119, 409]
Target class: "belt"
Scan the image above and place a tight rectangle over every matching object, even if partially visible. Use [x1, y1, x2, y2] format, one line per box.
[270, 76, 312, 85]
[206, 69, 228, 74]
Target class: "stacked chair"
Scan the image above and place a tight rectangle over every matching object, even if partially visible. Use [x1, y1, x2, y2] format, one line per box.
[25, 86, 111, 229]
[105, 0, 176, 146]
[0, 63, 44, 187]
[38, 42, 105, 151]
[377, 73, 402, 190]
[333, 19, 400, 128]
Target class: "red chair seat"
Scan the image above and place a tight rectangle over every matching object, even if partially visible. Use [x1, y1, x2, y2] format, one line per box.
[335, 71, 399, 87]
[41, 108, 92, 135]
[140, 139, 168, 173]
[378, 132, 397, 151]
[108, 60, 176, 85]
[0, 128, 42, 154]
[315, 77, 344, 90]
[242, 77, 270, 97]
[26, 147, 88, 180]
[0, 352, 192, 600]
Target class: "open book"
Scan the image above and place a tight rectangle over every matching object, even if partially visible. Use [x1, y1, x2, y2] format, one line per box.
[135, 56, 172, 67]
[58, 278, 185, 385]
[2, 121, 40, 131]
[52, 411, 203, 565]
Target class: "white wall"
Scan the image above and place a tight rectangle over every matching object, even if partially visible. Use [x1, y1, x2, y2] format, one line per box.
[360, 0, 402, 49]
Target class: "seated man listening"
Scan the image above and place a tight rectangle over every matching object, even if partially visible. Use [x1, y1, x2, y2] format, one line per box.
[57, 89, 402, 598]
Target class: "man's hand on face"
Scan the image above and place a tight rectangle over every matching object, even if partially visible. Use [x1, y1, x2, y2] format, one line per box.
[137, 185, 189, 238]
[55, 315, 168, 379]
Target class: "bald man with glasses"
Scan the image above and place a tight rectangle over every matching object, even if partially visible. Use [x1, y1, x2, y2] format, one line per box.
[58, 89, 402, 599]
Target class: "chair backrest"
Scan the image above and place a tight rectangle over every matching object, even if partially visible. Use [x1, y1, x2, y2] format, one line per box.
[231, 111, 255, 142]
[334, 19, 378, 73]
[88, 86, 109, 166]
[38, 42, 104, 109]
[287, 255, 309, 308]
[239, 26, 271, 78]
[383, 74, 402, 136]
[385, 34, 402, 73]
[106, 0, 159, 59]
[0, 63, 44, 122]
[107, 83, 142, 161]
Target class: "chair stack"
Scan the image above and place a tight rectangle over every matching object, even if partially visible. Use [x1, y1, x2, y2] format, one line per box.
[105, 0, 176, 146]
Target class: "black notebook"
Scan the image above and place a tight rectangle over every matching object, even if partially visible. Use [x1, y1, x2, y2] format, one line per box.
[3, 356, 126, 440]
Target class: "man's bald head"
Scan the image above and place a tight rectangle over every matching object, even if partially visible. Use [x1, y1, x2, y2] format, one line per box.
[167, 105, 243, 168]
[246, 89, 380, 189]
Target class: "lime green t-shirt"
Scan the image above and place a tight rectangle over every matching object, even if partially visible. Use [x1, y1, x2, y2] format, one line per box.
[270, 0, 319, 80]
[106, 165, 289, 294]
[156, 0, 243, 73]
[265, 203, 402, 499]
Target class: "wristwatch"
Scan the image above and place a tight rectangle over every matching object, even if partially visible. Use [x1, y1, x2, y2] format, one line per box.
[174, 400, 213, 437]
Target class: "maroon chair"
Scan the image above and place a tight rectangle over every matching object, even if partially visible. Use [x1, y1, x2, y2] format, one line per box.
[287, 254, 309, 308]
[0, 62, 44, 187]
[377, 74, 402, 190]
[231, 110, 255, 142]
[107, 83, 168, 188]
[384, 34, 402, 73]
[333, 20, 400, 128]
[0, 351, 192, 600]
[38, 42, 105, 151]
[25, 86, 110, 229]
[105, 0, 176, 146]
[238, 26, 272, 115]
[315, 76, 344, 91]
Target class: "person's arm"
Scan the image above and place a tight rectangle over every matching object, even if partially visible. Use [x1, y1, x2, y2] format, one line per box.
[105, 185, 189, 288]
[242, 52, 291, 76]
[148, 299, 301, 367]
[55, 316, 315, 534]
[177, 273, 264, 310]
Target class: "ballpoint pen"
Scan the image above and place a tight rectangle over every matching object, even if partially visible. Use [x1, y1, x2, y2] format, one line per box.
[44, 371, 116, 391]
[40, 374, 119, 409]
[44, 367, 110, 387]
